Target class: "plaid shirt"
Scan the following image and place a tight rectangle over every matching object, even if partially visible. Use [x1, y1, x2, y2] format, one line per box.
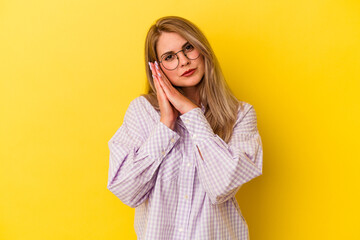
[107, 95, 263, 240]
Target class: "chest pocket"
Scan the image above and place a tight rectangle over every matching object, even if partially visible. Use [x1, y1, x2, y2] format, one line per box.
[157, 143, 183, 182]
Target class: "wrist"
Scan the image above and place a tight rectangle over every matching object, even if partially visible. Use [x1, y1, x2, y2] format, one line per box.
[160, 119, 175, 130]
[181, 106, 198, 115]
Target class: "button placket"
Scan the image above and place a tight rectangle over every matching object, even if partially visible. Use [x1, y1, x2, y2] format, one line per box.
[175, 132, 194, 238]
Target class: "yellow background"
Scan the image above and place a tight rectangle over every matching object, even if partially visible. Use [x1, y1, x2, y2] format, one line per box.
[1, 0, 359, 239]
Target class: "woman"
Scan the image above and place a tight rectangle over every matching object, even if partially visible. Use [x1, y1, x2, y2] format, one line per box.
[107, 16, 263, 240]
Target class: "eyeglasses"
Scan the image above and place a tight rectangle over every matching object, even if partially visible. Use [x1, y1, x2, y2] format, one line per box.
[158, 43, 200, 71]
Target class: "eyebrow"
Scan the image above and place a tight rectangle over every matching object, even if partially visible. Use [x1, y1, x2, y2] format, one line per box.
[160, 41, 189, 58]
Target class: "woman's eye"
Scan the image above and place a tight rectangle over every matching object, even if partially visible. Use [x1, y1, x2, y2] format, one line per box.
[185, 44, 194, 51]
[165, 54, 175, 61]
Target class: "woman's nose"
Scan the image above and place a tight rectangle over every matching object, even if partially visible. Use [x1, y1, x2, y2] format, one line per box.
[178, 51, 190, 67]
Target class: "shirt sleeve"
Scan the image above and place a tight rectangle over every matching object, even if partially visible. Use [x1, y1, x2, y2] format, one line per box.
[107, 98, 180, 208]
[179, 104, 263, 205]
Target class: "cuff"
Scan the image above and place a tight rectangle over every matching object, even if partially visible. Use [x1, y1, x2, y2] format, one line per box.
[179, 107, 215, 142]
[135, 121, 180, 163]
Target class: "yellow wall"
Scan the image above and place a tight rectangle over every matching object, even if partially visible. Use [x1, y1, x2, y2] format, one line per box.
[1, 0, 359, 239]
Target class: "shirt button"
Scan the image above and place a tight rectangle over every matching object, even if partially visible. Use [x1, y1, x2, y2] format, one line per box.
[192, 134, 197, 139]
[161, 151, 165, 155]
[179, 228, 183, 232]
[171, 138, 175, 143]
[184, 195, 188, 199]
[185, 119, 189, 123]
[187, 162, 191, 167]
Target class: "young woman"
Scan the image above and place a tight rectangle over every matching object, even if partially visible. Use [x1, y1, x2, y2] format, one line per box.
[107, 16, 263, 240]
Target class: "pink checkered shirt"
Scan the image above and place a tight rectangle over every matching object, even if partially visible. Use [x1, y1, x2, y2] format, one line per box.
[107, 95, 263, 240]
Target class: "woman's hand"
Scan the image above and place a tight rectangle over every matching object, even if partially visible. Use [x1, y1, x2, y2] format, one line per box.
[149, 61, 179, 130]
[150, 61, 199, 115]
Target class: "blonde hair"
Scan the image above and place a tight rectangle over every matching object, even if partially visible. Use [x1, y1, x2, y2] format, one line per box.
[141, 16, 244, 143]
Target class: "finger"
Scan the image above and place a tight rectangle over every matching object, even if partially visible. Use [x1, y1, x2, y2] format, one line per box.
[152, 72, 159, 91]
[156, 62, 176, 96]
[154, 61, 172, 84]
[153, 75, 162, 98]
[150, 62, 162, 85]
[149, 61, 155, 77]
[154, 74, 167, 102]
[150, 64, 161, 95]
[150, 62, 158, 79]
[157, 74, 171, 99]
[150, 63, 163, 93]
[156, 65, 171, 87]
[153, 61, 162, 78]
[154, 61, 172, 96]
[154, 61, 168, 86]
[153, 62, 165, 89]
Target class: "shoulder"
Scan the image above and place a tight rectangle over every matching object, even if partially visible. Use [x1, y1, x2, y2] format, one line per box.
[127, 95, 154, 113]
[235, 100, 258, 127]
[237, 100, 256, 115]
[128, 95, 147, 109]
[125, 95, 159, 123]
[121, 96, 158, 141]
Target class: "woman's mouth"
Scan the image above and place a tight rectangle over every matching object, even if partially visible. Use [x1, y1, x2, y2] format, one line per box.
[181, 68, 196, 77]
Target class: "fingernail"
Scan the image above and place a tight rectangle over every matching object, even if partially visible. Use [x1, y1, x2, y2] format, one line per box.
[155, 64, 159, 70]
[155, 61, 159, 66]
[148, 62, 152, 70]
[158, 72, 161, 77]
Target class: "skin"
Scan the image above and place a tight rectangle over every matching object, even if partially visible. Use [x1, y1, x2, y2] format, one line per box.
[148, 32, 205, 130]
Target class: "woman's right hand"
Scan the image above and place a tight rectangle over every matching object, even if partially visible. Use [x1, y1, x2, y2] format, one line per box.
[149, 61, 179, 130]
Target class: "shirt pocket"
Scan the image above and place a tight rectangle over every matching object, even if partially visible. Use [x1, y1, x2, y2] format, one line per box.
[157, 145, 183, 182]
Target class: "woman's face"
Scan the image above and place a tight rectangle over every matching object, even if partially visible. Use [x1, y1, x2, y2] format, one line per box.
[156, 32, 205, 88]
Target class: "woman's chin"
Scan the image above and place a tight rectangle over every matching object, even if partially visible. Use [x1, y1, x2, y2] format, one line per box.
[176, 76, 202, 87]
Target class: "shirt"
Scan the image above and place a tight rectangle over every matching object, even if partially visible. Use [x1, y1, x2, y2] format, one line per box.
[107, 95, 263, 240]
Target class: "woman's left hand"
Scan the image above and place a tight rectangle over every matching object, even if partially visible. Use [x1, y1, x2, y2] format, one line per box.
[154, 61, 199, 115]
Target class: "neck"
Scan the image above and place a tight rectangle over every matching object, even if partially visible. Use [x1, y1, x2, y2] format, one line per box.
[182, 86, 201, 106]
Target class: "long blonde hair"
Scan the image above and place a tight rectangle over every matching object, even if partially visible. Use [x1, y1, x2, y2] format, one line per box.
[141, 16, 244, 143]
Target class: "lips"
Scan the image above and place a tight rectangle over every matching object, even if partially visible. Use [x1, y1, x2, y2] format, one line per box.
[182, 68, 196, 76]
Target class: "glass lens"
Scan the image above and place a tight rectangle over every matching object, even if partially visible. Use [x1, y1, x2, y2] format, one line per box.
[161, 44, 200, 70]
[184, 44, 200, 59]
[161, 53, 178, 70]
